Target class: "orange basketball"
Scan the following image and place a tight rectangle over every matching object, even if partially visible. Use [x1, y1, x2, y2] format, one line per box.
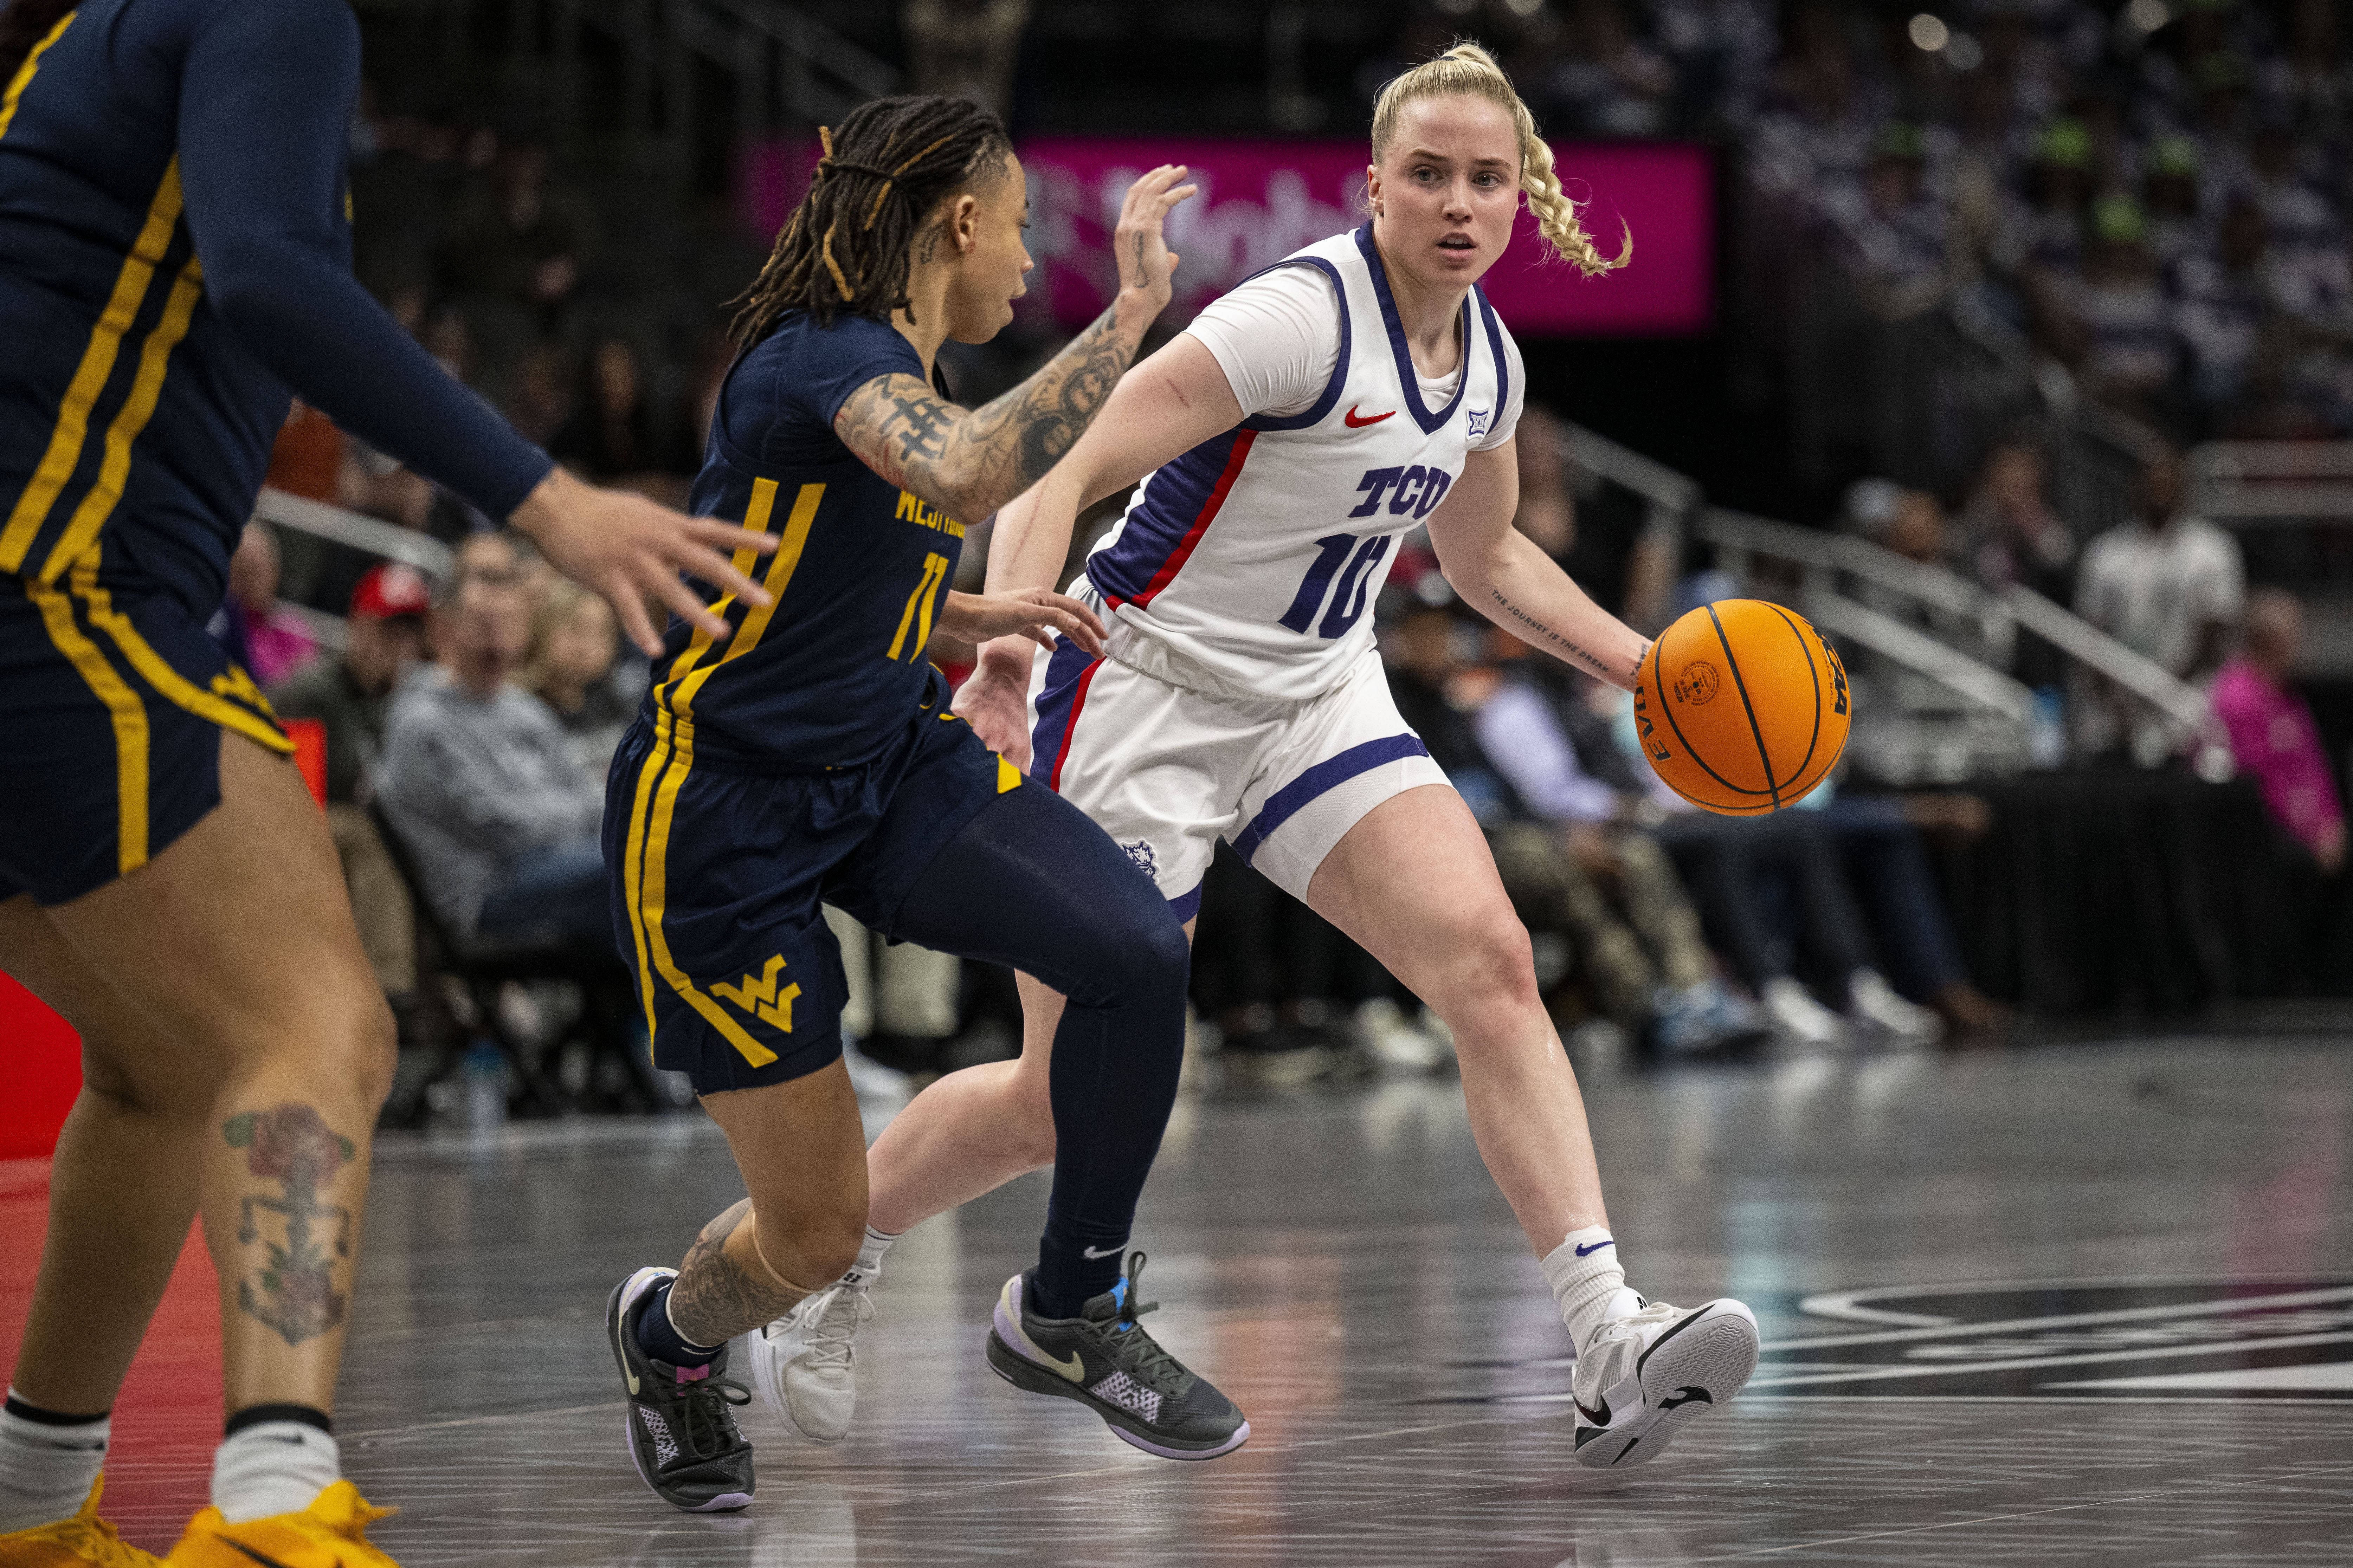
[1631, 599, 1850, 815]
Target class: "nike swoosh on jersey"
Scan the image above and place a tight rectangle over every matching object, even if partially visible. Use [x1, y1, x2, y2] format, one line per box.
[1343, 404, 1395, 428]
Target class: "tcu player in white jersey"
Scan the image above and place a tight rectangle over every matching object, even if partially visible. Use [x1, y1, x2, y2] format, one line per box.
[743, 43, 1761, 1470]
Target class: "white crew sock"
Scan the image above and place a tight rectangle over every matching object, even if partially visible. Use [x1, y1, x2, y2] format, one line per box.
[840, 1225, 898, 1290]
[1541, 1227, 1638, 1358]
[210, 1422, 340, 1524]
[0, 1394, 107, 1534]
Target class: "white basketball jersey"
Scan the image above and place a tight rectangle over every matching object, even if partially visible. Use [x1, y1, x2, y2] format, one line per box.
[1080, 225, 1516, 701]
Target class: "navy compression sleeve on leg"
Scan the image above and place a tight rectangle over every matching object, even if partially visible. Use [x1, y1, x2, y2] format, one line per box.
[886, 784, 1190, 1317]
[174, 0, 553, 518]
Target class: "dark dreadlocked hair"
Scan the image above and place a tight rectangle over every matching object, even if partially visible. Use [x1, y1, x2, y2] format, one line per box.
[0, 1, 78, 88]
[729, 94, 1013, 346]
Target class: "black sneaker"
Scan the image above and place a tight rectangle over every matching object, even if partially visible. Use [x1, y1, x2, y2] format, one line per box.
[984, 1252, 1250, 1460]
[606, 1265, 757, 1511]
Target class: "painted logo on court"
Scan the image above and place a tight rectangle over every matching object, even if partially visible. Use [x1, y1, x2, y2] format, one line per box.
[1428, 1278, 2353, 1405]
[1673, 662, 1721, 706]
[1743, 1277, 2353, 1399]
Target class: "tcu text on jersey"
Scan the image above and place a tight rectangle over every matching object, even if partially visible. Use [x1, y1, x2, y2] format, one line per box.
[1078, 223, 1515, 702]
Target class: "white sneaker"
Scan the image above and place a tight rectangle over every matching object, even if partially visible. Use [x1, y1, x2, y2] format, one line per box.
[1350, 998, 1452, 1072]
[1571, 1290, 1760, 1470]
[743, 1277, 873, 1445]
[1761, 977, 1845, 1050]
[1847, 970, 1944, 1047]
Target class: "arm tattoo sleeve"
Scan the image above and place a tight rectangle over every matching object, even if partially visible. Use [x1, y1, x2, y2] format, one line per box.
[665, 1199, 810, 1346]
[1489, 586, 1620, 681]
[836, 305, 1139, 522]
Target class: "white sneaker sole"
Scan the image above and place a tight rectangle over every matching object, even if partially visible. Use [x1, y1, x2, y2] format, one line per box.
[743, 1321, 851, 1446]
[1573, 1299, 1759, 1470]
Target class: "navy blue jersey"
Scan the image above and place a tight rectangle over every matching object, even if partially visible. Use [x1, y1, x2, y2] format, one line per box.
[0, 0, 548, 618]
[657, 312, 965, 769]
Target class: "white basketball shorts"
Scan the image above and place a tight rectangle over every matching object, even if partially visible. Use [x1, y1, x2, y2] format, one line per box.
[1024, 636, 1450, 918]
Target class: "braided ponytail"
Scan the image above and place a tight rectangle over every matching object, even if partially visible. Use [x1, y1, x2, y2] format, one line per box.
[730, 95, 1013, 344]
[1369, 40, 1631, 278]
[0, 0, 77, 95]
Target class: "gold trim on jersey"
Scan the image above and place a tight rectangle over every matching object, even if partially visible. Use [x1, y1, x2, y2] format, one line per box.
[70, 549, 291, 757]
[627, 479, 824, 1064]
[40, 255, 206, 580]
[0, 10, 75, 143]
[0, 159, 186, 574]
[23, 574, 150, 875]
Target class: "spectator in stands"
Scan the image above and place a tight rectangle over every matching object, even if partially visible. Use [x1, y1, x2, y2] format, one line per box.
[1471, 658, 1769, 1055]
[211, 521, 317, 687]
[2076, 446, 2245, 761]
[904, 0, 1031, 119]
[435, 136, 594, 344]
[550, 336, 696, 493]
[377, 537, 607, 947]
[521, 578, 634, 780]
[2213, 589, 2346, 874]
[1837, 122, 1949, 316]
[2070, 197, 2179, 421]
[269, 564, 430, 1008]
[1957, 438, 2077, 703]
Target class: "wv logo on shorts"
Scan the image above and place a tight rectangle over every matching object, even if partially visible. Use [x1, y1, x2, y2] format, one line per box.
[711, 955, 801, 1031]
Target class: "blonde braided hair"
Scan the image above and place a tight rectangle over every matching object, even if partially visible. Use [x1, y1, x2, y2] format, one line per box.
[1369, 40, 1630, 278]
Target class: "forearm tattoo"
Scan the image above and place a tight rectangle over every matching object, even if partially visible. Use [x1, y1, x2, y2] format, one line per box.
[223, 1103, 358, 1346]
[666, 1199, 808, 1345]
[837, 306, 1138, 522]
[1490, 587, 1620, 680]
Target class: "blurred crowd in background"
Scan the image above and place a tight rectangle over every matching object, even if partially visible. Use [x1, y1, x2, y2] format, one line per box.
[212, 0, 2353, 1118]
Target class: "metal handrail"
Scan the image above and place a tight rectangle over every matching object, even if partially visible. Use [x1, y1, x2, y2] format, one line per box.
[1802, 590, 2034, 723]
[1699, 508, 1995, 626]
[252, 489, 454, 583]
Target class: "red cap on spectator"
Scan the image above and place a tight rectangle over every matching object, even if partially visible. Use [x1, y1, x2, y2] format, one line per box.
[350, 563, 431, 621]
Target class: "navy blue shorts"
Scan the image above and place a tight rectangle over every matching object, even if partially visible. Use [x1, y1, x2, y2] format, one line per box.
[602, 690, 1022, 1095]
[0, 567, 291, 906]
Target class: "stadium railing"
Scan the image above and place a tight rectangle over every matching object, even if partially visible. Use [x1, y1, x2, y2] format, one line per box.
[252, 487, 455, 650]
[1555, 421, 2229, 784]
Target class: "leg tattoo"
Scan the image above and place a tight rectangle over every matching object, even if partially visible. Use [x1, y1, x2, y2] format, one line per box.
[222, 1103, 357, 1346]
[666, 1199, 810, 1347]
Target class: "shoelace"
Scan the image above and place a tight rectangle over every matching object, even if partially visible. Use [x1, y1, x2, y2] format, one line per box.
[668, 1369, 753, 1460]
[798, 1283, 875, 1374]
[1101, 1252, 1185, 1393]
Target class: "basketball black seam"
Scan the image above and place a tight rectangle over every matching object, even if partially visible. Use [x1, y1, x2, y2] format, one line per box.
[1655, 636, 1774, 802]
[1763, 602, 1824, 789]
[1707, 603, 1782, 811]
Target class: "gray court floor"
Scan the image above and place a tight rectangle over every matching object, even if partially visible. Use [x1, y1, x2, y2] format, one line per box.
[105, 1034, 2353, 1564]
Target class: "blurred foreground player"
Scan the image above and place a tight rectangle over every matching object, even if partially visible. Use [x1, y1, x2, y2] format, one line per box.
[0, 2, 779, 1562]
[600, 97, 1244, 1515]
[793, 44, 1762, 1471]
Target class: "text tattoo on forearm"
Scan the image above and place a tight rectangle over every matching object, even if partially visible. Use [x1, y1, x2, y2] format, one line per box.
[1490, 588, 1616, 679]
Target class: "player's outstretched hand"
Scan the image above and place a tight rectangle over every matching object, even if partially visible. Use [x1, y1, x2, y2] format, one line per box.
[1111, 164, 1197, 315]
[941, 587, 1106, 656]
[951, 633, 1068, 770]
[509, 467, 780, 655]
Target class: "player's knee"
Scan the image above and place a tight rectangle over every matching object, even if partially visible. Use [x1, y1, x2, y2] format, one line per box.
[315, 986, 398, 1116]
[1438, 905, 1542, 1012]
[1069, 900, 1190, 1011]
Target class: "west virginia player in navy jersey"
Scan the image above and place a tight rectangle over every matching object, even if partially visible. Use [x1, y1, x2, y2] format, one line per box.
[599, 97, 1249, 1511]
[0, 3, 777, 1563]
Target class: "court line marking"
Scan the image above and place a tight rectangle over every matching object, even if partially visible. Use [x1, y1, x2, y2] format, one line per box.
[1668, 1458, 2353, 1564]
[1749, 1328, 2353, 1389]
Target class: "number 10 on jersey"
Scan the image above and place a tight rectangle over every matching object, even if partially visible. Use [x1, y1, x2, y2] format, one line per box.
[1279, 533, 1393, 640]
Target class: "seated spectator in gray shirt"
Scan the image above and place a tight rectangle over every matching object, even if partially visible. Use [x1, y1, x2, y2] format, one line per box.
[377, 566, 610, 948]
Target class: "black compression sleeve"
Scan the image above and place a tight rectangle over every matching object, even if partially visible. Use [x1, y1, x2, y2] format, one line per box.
[174, 0, 553, 518]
